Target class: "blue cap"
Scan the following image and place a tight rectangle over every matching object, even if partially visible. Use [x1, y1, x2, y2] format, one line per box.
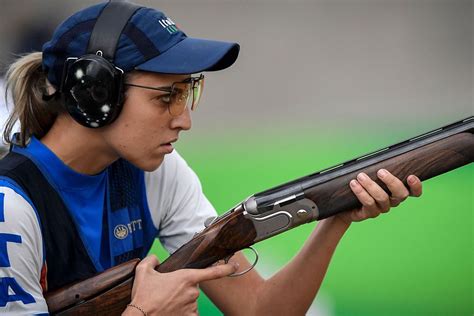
[42, 2, 240, 87]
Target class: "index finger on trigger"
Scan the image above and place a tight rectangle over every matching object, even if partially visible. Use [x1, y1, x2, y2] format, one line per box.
[189, 262, 239, 284]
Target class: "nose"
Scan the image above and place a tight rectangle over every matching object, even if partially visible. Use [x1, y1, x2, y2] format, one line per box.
[170, 106, 192, 131]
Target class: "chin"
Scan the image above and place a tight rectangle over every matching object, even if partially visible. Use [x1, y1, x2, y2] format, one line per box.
[122, 153, 164, 172]
[121, 150, 165, 172]
[138, 156, 165, 172]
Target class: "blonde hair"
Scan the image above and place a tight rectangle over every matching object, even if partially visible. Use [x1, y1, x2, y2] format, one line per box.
[3, 52, 62, 147]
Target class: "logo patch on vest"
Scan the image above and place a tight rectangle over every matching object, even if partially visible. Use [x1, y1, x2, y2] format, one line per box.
[114, 224, 129, 239]
[109, 207, 145, 265]
[113, 219, 143, 240]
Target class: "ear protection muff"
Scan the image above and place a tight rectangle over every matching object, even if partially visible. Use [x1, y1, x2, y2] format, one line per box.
[60, 1, 141, 128]
[61, 53, 124, 128]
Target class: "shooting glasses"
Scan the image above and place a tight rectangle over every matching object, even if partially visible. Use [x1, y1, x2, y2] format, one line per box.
[124, 74, 205, 116]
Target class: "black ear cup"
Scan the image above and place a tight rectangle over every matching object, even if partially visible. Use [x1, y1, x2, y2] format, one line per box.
[90, 85, 109, 104]
[58, 1, 140, 128]
[61, 54, 124, 128]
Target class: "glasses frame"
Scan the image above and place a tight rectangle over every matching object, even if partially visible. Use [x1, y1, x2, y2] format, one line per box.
[124, 74, 205, 116]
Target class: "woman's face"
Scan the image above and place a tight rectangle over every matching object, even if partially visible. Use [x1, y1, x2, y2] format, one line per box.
[101, 71, 192, 171]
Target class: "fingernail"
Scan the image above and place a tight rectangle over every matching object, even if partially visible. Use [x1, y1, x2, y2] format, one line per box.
[377, 169, 388, 178]
[350, 180, 358, 188]
[357, 173, 367, 181]
[233, 262, 240, 269]
[408, 176, 417, 184]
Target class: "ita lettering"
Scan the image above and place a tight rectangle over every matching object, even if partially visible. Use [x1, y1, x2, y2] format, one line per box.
[0, 277, 35, 307]
[0, 234, 22, 267]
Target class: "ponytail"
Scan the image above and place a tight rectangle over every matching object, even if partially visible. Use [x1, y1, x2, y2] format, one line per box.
[3, 52, 62, 147]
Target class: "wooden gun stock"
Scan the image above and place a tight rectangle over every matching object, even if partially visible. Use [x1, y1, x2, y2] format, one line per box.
[45, 117, 474, 315]
[45, 259, 139, 314]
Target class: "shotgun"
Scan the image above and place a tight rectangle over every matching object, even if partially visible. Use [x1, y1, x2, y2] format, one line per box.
[46, 116, 474, 315]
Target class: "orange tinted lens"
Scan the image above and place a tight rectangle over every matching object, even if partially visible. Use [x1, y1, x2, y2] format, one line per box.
[169, 82, 191, 116]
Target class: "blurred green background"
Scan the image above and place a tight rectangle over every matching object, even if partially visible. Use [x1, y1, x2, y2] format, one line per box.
[150, 121, 473, 316]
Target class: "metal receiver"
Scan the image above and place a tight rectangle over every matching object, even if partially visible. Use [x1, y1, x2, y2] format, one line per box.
[243, 193, 319, 243]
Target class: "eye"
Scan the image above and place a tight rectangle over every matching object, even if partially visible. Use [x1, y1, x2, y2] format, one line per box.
[160, 94, 172, 103]
[154, 93, 172, 104]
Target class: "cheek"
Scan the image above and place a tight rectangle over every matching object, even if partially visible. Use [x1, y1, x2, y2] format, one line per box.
[101, 99, 168, 165]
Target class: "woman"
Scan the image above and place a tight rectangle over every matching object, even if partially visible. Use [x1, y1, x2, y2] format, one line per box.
[0, 2, 422, 315]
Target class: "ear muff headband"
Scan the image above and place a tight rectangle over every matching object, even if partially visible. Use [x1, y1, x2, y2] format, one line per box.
[61, 1, 141, 128]
[87, 1, 142, 60]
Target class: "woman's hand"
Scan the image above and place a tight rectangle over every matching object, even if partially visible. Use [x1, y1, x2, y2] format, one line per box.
[336, 169, 423, 225]
[123, 255, 238, 316]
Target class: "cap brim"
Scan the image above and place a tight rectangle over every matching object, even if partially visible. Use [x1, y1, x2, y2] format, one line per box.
[134, 37, 240, 74]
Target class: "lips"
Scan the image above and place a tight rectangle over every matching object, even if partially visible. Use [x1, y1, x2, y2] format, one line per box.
[159, 139, 178, 154]
[161, 138, 178, 146]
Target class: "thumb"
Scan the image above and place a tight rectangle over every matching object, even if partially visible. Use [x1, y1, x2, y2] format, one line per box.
[137, 254, 160, 271]
[190, 262, 239, 283]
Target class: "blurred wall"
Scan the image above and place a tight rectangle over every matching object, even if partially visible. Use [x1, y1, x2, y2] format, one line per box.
[0, 0, 472, 135]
